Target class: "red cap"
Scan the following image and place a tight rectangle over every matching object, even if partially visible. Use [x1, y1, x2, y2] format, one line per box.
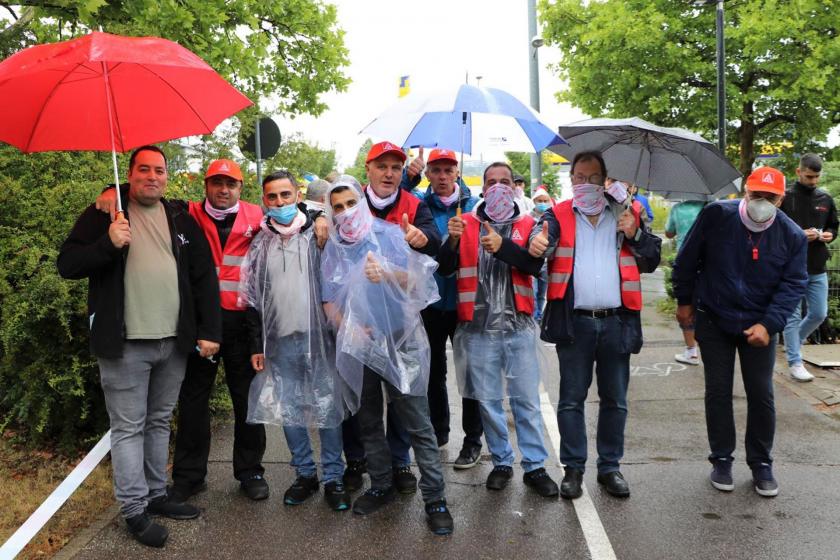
[366, 141, 406, 163]
[427, 148, 458, 165]
[205, 159, 243, 181]
[745, 166, 785, 196]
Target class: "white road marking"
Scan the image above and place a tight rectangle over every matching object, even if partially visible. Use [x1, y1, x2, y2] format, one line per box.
[540, 387, 618, 560]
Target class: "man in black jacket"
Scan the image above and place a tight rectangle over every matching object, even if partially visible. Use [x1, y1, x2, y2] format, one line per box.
[780, 153, 838, 382]
[57, 146, 222, 548]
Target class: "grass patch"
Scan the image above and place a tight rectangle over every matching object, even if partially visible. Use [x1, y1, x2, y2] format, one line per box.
[657, 297, 677, 317]
[0, 430, 114, 559]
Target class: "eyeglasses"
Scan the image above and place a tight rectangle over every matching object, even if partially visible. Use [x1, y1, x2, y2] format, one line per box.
[570, 173, 605, 186]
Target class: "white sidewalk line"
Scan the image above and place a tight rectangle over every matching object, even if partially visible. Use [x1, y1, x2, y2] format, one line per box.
[539, 388, 618, 560]
[0, 430, 111, 560]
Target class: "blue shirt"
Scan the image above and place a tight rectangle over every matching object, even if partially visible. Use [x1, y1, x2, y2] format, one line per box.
[572, 208, 622, 310]
[665, 201, 705, 252]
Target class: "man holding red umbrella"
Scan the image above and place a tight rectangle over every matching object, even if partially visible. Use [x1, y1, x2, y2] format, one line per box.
[58, 146, 222, 548]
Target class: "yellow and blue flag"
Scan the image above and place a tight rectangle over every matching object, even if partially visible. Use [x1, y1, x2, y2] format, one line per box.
[398, 75, 410, 98]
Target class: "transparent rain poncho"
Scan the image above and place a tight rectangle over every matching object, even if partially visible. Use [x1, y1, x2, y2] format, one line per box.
[320, 176, 440, 402]
[452, 200, 548, 402]
[238, 217, 351, 428]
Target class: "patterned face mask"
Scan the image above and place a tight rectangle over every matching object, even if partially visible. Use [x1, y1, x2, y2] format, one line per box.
[483, 184, 516, 222]
[333, 202, 372, 243]
[572, 183, 607, 216]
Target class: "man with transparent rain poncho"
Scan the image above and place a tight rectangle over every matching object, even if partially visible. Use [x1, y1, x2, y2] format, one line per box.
[438, 162, 560, 498]
[238, 171, 353, 512]
[320, 175, 455, 536]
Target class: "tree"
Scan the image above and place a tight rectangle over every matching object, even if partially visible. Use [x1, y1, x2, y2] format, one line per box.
[0, 0, 351, 116]
[539, 0, 840, 176]
[342, 139, 373, 184]
[504, 151, 561, 196]
[263, 134, 337, 183]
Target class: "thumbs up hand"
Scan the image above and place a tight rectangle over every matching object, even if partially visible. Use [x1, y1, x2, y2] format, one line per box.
[364, 251, 384, 283]
[529, 221, 550, 257]
[480, 220, 503, 254]
[406, 146, 425, 179]
[401, 212, 428, 249]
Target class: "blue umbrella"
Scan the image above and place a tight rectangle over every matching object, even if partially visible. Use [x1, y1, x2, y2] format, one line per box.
[359, 84, 567, 155]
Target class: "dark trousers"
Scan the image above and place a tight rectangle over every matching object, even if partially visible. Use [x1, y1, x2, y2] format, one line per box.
[357, 367, 445, 504]
[383, 307, 484, 465]
[695, 309, 777, 467]
[172, 311, 266, 487]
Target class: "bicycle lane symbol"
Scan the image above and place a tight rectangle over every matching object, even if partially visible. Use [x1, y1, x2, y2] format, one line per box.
[630, 362, 688, 377]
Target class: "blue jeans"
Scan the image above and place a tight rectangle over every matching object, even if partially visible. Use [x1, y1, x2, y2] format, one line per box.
[556, 314, 630, 474]
[532, 266, 548, 321]
[784, 272, 829, 365]
[282, 425, 344, 484]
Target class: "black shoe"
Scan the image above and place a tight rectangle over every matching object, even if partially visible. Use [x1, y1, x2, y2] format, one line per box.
[343, 459, 366, 492]
[425, 500, 454, 535]
[147, 493, 200, 520]
[710, 459, 734, 492]
[324, 480, 351, 511]
[597, 471, 630, 498]
[393, 465, 417, 494]
[486, 465, 513, 490]
[453, 445, 481, 470]
[284, 475, 319, 505]
[352, 486, 397, 515]
[560, 468, 583, 500]
[126, 512, 168, 548]
[167, 480, 207, 503]
[240, 474, 270, 501]
[523, 467, 559, 498]
[752, 463, 779, 497]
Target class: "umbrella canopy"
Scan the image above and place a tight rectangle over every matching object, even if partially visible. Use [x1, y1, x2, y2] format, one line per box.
[359, 84, 567, 154]
[0, 31, 252, 153]
[550, 117, 741, 201]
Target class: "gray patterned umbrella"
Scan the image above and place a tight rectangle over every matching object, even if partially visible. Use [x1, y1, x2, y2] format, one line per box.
[550, 117, 742, 201]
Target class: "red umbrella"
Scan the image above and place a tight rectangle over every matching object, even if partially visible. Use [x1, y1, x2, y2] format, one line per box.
[0, 31, 253, 211]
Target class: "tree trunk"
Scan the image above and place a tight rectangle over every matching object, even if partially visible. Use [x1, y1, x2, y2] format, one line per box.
[738, 101, 756, 178]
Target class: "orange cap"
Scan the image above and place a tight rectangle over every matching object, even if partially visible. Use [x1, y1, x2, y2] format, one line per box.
[366, 141, 406, 163]
[427, 148, 458, 165]
[205, 159, 243, 181]
[745, 166, 785, 196]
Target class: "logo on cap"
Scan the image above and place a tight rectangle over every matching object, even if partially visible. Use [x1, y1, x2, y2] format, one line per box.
[762, 172, 775, 184]
[219, 163, 230, 172]
[384, 143, 394, 151]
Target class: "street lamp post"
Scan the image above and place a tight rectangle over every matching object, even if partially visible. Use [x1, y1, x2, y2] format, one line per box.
[694, 0, 726, 154]
[528, 0, 542, 192]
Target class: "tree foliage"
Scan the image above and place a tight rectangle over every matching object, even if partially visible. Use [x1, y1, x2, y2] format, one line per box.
[539, 0, 840, 176]
[263, 133, 338, 182]
[342, 139, 373, 185]
[504, 151, 561, 196]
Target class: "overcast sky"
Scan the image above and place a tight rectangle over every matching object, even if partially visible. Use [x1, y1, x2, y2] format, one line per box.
[271, 0, 588, 169]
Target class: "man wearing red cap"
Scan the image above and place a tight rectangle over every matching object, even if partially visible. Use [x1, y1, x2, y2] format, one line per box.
[673, 166, 807, 498]
[341, 141, 442, 494]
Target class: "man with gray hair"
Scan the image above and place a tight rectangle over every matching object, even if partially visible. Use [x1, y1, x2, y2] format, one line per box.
[305, 178, 330, 212]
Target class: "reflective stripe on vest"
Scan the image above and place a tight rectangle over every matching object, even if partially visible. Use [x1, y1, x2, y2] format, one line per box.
[546, 200, 643, 311]
[189, 200, 264, 311]
[455, 212, 536, 322]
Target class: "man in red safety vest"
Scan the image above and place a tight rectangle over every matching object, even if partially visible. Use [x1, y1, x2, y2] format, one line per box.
[435, 161, 560, 498]
[528, 151, 661, 501]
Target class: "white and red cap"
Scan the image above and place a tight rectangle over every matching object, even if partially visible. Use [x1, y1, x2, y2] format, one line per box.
[366, 141, 407, 163]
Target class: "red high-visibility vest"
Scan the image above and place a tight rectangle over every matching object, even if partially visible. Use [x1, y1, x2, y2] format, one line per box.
[546, 200, 642, 311]
[456, 212, 536, 322]
[374, 188, 420, 226]
[190, 200, 264, 311]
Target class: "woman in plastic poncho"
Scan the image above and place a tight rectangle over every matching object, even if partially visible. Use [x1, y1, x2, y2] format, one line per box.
[239, 171, 352, 511]
[320, 175, 454, 536]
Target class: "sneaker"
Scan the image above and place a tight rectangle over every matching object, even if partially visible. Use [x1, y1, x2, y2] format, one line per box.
[675, 350, 700, 366]
[126, 512, 168, 548]
[324, 480, 351, 511]
[167, 481, 207, 503]
[392, 465, 417, 494]
[752, 464, 779, 497]
[789, 363, 814, 382]
[560, 468, 583, 500]
[352, 486, 397, 515]
[453, 445, 481, 470]
[523, 467, 559, 498]
[343, 459, 366, 492]
[240, 473, 269, 500]
[147, 493, 200, 520]
[485, 465, 513, 490]
[425, 500, 454, 535]
[283, 475, 319, 505]
[709, 459, 734, 492]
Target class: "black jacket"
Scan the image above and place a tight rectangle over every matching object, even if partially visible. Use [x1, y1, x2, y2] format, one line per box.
[57, 198, 222, 359]
[536, 203, 662, 349]
[779, 182, 838, 274]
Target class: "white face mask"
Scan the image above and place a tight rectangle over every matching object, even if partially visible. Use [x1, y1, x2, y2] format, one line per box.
[746, 197, 777, 223]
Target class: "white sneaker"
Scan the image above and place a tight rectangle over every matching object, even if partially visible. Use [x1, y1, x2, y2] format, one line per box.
[674, 351, 700, 366]
[789, 363, 814, 382]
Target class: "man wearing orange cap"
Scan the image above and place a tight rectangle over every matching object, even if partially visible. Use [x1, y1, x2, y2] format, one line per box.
[341, 141, 442, 495]
[672, 166, 807, 498]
